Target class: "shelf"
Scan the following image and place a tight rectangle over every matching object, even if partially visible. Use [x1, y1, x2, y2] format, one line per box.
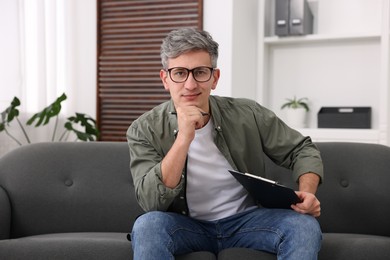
[264, 33, 381, 45]
[296, 128, 380, 143]
[258, 0, 389, 145]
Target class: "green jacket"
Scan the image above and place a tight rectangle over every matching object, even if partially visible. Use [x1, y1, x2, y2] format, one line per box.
[127, 95, 323, 214]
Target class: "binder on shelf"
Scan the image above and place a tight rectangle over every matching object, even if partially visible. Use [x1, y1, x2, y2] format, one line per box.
[289, 0, 313, 35]
[275, 0, 290, 36]
[275, 0, 313, 36]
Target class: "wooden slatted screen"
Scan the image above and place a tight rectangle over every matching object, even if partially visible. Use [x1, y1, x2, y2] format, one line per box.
[97, 0, 203, 141]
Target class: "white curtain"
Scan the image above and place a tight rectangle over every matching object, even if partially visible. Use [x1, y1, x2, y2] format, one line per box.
[0, 0, 75, 155]
[1, 0, 96, 156]
[20, 0, 71, 113]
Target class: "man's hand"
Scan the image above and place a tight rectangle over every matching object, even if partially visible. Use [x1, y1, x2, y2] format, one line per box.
[291, 191, 321, 217]
[291, 172, 321, 217]
[175, 106, 209, 142]
[160, 106, 209, 189]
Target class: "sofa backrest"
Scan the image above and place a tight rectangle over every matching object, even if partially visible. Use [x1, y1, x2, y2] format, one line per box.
[0, 142, 144, 239]
[264, 142, 390, 237]
[2, 142, 389, 239]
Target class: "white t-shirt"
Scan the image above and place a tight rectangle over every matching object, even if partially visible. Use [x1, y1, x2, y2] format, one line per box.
[186, 119, 256, 221]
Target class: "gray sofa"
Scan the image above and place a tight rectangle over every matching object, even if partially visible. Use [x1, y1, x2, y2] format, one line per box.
[0, 141, 390, 259]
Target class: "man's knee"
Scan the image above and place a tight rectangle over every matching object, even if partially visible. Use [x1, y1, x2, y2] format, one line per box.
[132, 211, 170, 235]
[288, 213, 322, 251]
[131, 211, 179, 253]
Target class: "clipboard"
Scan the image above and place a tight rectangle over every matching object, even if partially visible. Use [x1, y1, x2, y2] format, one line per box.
[229, 170, 301, 209]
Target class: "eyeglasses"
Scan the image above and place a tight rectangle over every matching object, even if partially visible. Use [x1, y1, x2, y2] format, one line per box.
[166, 66, 214, 83]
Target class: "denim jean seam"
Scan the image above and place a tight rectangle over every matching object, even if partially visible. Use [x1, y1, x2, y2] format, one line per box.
[167, 226, 215, 255]
[221, 226, 284, 253]
[229, 227, 283, 239]
[168, 226, 208, 236]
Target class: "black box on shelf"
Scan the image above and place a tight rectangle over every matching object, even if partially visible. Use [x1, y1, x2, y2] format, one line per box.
[275, 0, 313, 36]
[318, 107, 372, 129]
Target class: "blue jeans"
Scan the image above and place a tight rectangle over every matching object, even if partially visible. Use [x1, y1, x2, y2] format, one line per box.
[131, 208, 322, 260]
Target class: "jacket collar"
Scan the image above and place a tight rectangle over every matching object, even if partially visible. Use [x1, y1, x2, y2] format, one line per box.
[209, 96, 223, 133]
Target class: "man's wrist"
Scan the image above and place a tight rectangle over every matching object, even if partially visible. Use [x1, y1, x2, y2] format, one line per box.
[298, 172, 320, 194]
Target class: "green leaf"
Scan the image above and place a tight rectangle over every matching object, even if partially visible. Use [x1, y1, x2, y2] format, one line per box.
[64, 112, 99, 141]
[0, 97, 21, 132]
[27, 93, 67, 127]
[281, 96, 310, 112]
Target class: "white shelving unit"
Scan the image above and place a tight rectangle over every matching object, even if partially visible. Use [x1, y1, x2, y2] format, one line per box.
[263, 33, 381, 45]
[257, 0, 390, 145]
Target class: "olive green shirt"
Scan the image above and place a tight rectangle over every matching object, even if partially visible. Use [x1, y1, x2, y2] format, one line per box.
[127, 95, 323, 214]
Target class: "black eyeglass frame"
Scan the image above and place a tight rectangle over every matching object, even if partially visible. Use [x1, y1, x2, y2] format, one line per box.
[166, 66, 214, 83]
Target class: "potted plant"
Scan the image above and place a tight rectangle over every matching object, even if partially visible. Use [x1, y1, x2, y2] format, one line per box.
[281, 96, 310, 128]
[0, 93, 99, 146]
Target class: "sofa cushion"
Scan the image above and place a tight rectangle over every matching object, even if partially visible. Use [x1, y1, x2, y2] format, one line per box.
[320, 233, 390, 260]
[0, 232, 131, 260]
[176, 252, 217, 260]
[215, 233, 390, 260]
[0, 142, 144, 238]
[315, 143, 390, 236]
[0, 185, 10, 239]
[264, 142, 390, 236]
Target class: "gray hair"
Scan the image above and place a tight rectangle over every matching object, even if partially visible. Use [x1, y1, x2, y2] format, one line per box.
[160, 28, 219, 69]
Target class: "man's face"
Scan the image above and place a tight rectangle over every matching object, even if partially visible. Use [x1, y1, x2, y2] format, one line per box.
[160, 50, 220, 112]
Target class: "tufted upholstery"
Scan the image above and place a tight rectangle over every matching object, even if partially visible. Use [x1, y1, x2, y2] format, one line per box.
[265, 142, 390, 259]
[0, 142, 390, 259]
[265, 142, 390, 237]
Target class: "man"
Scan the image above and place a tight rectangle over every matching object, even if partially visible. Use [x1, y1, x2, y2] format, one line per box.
[127, 28, 323, 260]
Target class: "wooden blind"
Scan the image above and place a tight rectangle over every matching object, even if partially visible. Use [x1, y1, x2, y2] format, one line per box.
[97, 0, 203, 141]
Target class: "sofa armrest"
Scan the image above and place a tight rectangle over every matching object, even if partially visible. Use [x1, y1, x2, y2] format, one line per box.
[0, 185, 10, 239]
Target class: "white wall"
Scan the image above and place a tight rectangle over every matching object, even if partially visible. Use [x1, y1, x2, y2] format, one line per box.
[203, 0, 259, 99]
[203, 0, 233, 97]
[231, 0, 259, 99]
[67, 0, 96, 117]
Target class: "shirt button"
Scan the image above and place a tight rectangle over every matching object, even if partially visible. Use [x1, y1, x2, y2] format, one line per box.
[181, 211, 187, 215]
[181, 174, 184, 178]
[180, 196, 184, 200]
